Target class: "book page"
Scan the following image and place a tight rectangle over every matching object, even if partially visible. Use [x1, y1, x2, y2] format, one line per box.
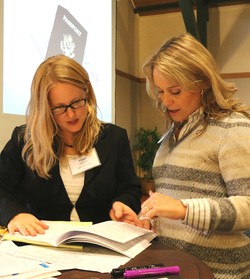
[2, 221, 92, 247]
[65, 220, 154, 243]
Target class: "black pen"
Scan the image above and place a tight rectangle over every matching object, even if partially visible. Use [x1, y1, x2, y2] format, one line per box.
[110, 263, 165, 278]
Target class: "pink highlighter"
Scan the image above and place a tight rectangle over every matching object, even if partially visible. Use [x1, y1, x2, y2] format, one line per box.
[123, 266, 180, 278]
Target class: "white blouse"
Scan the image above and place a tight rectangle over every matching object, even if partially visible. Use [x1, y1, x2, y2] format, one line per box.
[59, 155, 85, 221]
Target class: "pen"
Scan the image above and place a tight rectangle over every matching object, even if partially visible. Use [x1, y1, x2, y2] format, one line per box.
[111, 263, 165, 278]
[123, 266, 180, 279]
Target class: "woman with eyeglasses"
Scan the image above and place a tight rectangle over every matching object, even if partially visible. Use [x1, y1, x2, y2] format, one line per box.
[138, 34, 250, 278]
[0, 55, 141, 236]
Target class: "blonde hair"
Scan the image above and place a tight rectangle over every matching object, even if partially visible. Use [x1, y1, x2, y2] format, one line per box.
[143, 33, 249, 130]
[22, 55, 102, 178]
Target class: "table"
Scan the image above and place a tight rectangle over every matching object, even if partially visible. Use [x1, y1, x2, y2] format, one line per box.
[58, 241, 215, 279]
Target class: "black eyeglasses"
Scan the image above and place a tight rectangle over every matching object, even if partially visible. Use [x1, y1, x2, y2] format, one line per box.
[51, 98, 87, 116]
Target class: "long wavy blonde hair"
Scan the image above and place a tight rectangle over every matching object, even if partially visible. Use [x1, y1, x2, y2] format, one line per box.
[21, 55, 102, 179]
[143, 33, 249, 130]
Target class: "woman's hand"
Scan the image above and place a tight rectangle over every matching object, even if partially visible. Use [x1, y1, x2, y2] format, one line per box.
[135, 215, 153, 230]
[7, 213, 49, 236]
[109, 201, 153, 230]
[140, 191, 186, 220]
[109, 201, 140, 225]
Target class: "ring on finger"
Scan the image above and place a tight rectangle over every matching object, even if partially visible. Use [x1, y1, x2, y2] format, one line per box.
[144, 205, 150, 212]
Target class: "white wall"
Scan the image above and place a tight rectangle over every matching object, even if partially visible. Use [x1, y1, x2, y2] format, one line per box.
[207, 4, 250, 105]
[0, 1, 26, 151]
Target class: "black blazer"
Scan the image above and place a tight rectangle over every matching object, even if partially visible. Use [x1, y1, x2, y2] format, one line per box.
[0, 123, 141, 226]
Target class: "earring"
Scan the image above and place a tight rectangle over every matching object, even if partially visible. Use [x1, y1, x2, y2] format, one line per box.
[201, 89, 204, 96]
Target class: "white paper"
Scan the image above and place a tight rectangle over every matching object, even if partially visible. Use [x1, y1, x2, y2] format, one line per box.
[0, 241, 61, 278]
[9, 244, 131, 273]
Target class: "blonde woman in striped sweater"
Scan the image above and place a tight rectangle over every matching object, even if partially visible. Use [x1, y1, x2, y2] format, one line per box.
[140, 33, 250, 279]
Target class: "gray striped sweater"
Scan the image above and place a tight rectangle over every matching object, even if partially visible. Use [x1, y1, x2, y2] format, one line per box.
[153, 109, 250, 279]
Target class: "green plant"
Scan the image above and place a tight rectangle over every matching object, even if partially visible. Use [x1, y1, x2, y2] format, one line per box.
[134, 127, 161, 180]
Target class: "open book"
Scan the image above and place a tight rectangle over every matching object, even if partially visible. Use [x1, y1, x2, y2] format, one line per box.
[2, 220, 156, 258]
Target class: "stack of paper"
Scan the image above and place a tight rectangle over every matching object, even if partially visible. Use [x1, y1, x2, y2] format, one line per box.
[0, 221, 156, 274]
[3, 220, 156, 258]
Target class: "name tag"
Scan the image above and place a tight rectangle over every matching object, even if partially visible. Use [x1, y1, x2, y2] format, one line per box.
[68, 148, 101, 175]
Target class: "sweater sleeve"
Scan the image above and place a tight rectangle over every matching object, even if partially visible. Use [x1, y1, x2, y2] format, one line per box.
[181, 196, 250, 234]
[181, 115, 250, 234]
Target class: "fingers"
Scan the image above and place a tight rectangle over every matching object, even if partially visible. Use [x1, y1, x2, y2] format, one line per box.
[135, 218, 151, 230]
[141, 204, 153, 214]
[18, 224, 40, 236]
[7, 214, 49, 236]
[38, 220, 49, 230]
[141, 192, 160, 218]
[141, 194, 187, 220]
[149, 190, 154, 197]
[110, 202, 139, 224]
[141, 192, 156, 208]
[141, 202, 158, 220]
[7, 224, 17, 235]
[109, 209, 116, 221]
[144, 205, 150, 212]
[111, 201, 123, 219]
[8, 223, 42, 236]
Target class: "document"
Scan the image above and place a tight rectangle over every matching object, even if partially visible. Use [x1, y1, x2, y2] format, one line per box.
[9, 244, 131, 273]
[0, 241, 61, 278]
[2, 220, 156, 258]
